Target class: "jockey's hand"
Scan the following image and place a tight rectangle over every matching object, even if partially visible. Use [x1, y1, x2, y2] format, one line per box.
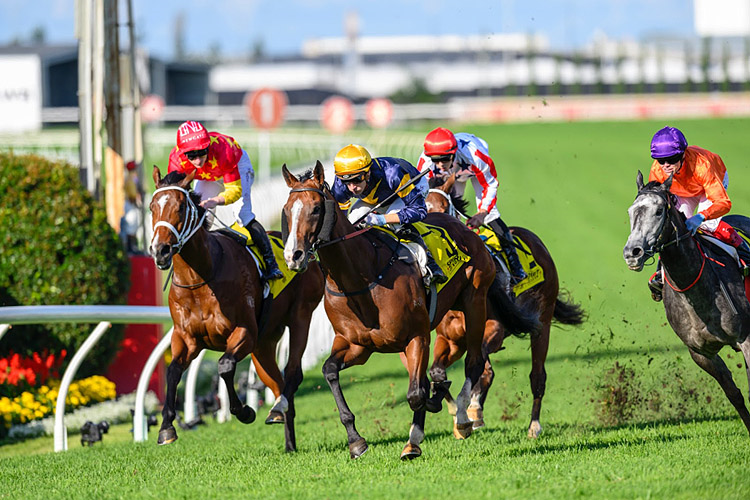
[686, 214, 705, 235]
[199, 196, 223, 210]
[466, 212, 488, 229]
[365, 213, 386, 226]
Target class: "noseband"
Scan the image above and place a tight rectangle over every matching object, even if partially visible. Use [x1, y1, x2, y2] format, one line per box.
[151, 185, 207, 254]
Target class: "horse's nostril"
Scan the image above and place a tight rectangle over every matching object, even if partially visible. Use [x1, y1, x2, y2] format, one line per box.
[632, 247, 643, 257]
[292, 250, 303, 262]
[159, 245, 171, 258]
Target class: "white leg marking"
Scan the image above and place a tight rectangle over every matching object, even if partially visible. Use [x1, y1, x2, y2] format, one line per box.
[454, 378, 472, 425]
[408, 423, 425, 445]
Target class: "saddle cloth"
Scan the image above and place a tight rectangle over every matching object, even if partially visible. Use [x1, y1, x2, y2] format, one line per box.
[372, 221, 471, 293]
[227, 223, 296, 299]
[476, 227, 544, 296]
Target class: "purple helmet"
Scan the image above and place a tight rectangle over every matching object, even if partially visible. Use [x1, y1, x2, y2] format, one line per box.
[650, 126, 688, 158]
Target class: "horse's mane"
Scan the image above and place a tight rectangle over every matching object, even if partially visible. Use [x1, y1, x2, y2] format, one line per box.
[158, 171, 210, 229]
[297, 169, 316, 182]
[428, 176, 470, 215]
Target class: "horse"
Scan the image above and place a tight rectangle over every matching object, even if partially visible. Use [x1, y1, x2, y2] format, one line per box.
[149, 166, 325, 451]
[280, 161, 540, 460]
[425, 174, 585, 438]
[623, 171, 750, 435]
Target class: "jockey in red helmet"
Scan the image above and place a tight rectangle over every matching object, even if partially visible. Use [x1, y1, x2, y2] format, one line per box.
[417, 127, 527, 285]
[168, 120, 283, 280]
[647, 126, 750, 301]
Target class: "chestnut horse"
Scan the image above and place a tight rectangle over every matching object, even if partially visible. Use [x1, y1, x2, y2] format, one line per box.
[426, 174, 585, 438]
[281, 162, 540, 459]
[149, 166, 324, 452]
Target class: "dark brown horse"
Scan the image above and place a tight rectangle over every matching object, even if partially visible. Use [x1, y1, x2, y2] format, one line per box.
[280, 161, 539, 459]
[425, 174, 585, 438]
[149, 166, 324, 452]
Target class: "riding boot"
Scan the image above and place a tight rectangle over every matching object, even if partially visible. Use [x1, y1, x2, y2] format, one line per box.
[245, 219, 284, 281]
[397, 225, 448, 287]
[648, 260, 663, 302]
[713, 220, 750, 277]
[488, 219, 527, 286]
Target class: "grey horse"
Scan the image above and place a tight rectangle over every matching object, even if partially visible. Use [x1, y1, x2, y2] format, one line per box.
[623, 170, 750, 435]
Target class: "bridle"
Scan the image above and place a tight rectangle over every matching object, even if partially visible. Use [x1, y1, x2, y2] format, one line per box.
[428, 188, 456, 218]
[151, 185, 206, 254]
[151, 185, 210, 289]
[636, 187, 692, 260]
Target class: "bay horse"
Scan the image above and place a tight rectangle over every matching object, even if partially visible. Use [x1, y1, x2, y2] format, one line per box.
[623, 171, 750, 434]
[149, 166, 324, 452]
[281, 161, 540, 459]
[425, 174, 585, 438]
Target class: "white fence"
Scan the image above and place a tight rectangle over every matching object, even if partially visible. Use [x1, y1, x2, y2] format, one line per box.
[0, 303, 333, 451]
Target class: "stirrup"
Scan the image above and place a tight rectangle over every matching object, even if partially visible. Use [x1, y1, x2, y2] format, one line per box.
[648, 275, 663, 302]
[263, 260, 284, 281]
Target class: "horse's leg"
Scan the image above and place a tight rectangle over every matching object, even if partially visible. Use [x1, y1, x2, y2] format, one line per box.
[527, 319, 551, 438]
[277, 314, 314, 453]
[454, 293, 487, 440]
[158, 333, 195, 445]
[218, 326, 257, 424]
[400, 334, 430, 459]
[251, 330, 287, 425]
[687, 348, 750, 435]
[322, 336, 372, 459]
[468, 319, 504, 429]
[427, 323, 465, 413]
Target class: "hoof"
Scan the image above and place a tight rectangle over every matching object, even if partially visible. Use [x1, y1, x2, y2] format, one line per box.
[349, 437, 368, 459]
[157, 427, 178, 445]
[265, 410, 285, 425]
[400, 442, 422, 460]
[453, 421, 473, 440]
[425, 396, 443, 413]
[237, 405, 256, 424]
[528, 420, 542, 439]
[472, 418, 485, 430]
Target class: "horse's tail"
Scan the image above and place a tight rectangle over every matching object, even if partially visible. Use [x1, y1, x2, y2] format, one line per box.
[553, 290, 586, 326]
[487, 274, 541, 338]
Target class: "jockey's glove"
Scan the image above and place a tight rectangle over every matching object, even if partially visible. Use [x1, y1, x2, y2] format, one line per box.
[686, 214, 705, 235]
[365, 213, 386, 226]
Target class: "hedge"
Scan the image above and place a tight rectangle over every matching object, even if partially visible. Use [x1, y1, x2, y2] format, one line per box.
[0, 152, 130, 376]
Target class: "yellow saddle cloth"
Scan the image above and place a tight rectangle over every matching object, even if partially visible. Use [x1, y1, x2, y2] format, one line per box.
[373, 222, 471, 292]
[229, 223, 296, 299]
[476, 227, 544, 296]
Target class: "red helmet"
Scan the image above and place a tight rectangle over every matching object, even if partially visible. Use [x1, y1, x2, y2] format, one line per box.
[424, 127, 457, 156]
[176, 121, 210, 152]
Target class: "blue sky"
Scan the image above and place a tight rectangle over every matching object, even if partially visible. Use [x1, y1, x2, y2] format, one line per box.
[1, 0, 696, 59]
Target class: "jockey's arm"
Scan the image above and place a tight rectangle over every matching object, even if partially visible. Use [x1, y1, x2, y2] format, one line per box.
[699, 173, 731, 220]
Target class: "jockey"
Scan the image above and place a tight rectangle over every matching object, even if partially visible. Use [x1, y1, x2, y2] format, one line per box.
[167, 120, 283, 281]
[331, 144, 447, 286]
[647, 125, 750, 301]
[417, 127, 527, 285]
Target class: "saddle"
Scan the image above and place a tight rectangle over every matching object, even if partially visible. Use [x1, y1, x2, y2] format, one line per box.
[475, 227, 544, 296]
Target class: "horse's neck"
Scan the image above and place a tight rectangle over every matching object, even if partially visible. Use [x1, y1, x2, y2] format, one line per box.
[318, 217, 377, 287]
[174, 228, 216, 280]
[660, 220, 710, 289]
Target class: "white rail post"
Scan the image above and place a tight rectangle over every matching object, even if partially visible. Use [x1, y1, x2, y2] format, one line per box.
[246, 358, 259, 412]
[183, 350, 207, 422]
[54, 321, 111, 452]
[216, 379, 231, 423]
[133, 327, 173, 443]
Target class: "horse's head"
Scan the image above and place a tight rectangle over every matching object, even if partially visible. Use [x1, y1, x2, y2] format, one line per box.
[281, 161, 337, 272]
[426, 173, 469, 218]
[623, 170, 676, 271]
[149, 165, 202, 270]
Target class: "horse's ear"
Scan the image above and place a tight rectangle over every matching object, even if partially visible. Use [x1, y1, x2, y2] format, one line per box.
[663, 171, 673, 191]
[636, 170, 644, 191]
[282, 164, 298, 188]
[152, 165, 162, 186]
[443, 173, 457, 193]
[179, 170, 195, 189]
[313, 160, 326, 185]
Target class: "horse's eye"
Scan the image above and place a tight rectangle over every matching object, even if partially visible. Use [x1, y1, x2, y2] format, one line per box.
[311, 205, 321, 215]
[655, 209, 663, 216]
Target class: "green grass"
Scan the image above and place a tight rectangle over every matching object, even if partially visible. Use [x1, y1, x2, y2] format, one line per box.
[3, 117, 750, 499]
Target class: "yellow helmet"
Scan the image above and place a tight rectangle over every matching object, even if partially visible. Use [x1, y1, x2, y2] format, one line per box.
[334, 144, 372, 179]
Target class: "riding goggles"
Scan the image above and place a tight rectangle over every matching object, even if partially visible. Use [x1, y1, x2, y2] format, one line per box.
[429, 154, 454, 164]
[655, 153, 683, 166]
[340, 173, 367, 185]
[185, 148, 209, 160]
